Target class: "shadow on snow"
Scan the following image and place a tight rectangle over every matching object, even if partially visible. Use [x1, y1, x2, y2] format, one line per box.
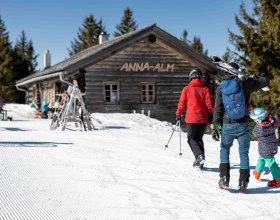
[0, 141, 73, 147]
[0, 127, 30, 131]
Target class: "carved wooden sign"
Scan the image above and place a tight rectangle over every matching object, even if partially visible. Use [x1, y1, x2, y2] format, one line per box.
[120, 62, 174, 72]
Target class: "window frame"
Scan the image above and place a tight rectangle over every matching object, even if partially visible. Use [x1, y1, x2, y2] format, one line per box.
[140, 82, 155, 104]
[103, 81, 120, 104]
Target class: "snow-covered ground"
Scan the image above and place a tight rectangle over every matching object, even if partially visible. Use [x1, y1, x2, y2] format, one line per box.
[1, 104, 280, 220]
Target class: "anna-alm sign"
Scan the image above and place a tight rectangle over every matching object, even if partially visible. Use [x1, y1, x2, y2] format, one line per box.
[120, 62, 174, 72]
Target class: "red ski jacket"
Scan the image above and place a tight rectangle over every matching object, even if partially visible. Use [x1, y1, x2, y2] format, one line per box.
[176, 78, 213, 124]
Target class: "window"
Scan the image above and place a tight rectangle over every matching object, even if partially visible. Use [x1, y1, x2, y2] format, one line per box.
[141, 83, 155, 103]
[103, 82, 119, 104]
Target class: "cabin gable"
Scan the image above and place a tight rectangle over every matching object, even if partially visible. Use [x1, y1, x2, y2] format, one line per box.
[84, 37, 211, 122]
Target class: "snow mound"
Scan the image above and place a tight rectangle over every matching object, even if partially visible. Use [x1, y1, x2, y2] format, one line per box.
[4, 104, 173, 130]
[91, 113, 173, 130]
[5, 104, 37, 120]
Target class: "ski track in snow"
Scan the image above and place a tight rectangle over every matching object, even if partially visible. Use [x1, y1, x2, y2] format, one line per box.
[1, 111, 280, 219]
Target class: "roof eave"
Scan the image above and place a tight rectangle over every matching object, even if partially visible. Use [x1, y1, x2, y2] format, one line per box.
[16, 71, 64, 87]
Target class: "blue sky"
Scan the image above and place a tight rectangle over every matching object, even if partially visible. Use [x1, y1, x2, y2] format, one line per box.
[1, 0, 253, 70]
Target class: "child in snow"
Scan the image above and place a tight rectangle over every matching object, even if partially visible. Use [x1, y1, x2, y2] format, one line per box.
[250, 107, 280, 187]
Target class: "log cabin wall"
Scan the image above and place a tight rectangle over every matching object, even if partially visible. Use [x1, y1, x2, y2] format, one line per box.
[84, 37, 213, 123]
[26, 80, 63, 109]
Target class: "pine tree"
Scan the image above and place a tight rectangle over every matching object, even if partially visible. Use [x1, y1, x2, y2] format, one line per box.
[68, 15, 106, 56]
[190, 36, 208, 55]
[180, 29, 208, 55]
[114, 7, 138, 37]
[0, 15, 17, 103]
[180, 30, 188, 44]
[14, 31, 38, 77]
[26, 40, 38, 73]
[222, 48, 235, 63]
[228, 0, 280, 115]
[190, 36, 203, 53]
[13, 30, 38, 103]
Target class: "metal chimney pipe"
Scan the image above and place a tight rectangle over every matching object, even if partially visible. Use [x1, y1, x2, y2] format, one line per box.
[99, 32, 108, 44]
[44, 50, 51, 69]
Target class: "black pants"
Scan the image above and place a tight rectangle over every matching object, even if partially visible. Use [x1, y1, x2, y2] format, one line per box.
[186, 123, 207, 159]
[42, 111, 48, 119]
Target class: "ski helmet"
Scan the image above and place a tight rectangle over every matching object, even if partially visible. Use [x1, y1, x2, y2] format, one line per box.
[250, 107, 268, 122]
[189, 69, 202, 81]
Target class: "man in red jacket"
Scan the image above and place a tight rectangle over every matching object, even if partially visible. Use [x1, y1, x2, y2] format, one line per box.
[176, 69, 214, 170]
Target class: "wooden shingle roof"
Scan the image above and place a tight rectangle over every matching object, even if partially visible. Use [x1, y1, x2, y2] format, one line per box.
[16, 24, 216, 86]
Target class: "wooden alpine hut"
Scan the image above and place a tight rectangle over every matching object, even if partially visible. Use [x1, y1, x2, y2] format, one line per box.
[16, 24, 217, 123]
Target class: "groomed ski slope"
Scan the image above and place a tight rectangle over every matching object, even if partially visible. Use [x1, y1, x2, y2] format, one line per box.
[1, 104, 280, 220]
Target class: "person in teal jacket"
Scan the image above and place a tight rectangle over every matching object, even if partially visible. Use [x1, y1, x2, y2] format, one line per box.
[41, 101, 48, 119]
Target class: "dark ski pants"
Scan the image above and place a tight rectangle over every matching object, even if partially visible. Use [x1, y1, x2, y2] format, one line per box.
[186, 123, 207, 159]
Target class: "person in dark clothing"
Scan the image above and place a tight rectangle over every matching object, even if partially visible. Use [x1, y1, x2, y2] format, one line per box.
[176, 69, 214, 170]
[211, 62, 269, 193]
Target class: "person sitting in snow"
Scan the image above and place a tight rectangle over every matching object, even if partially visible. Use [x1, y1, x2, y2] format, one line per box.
[250, 107, 280, 188]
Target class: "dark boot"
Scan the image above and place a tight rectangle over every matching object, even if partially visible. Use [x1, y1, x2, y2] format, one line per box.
[193, 155, 205, 169]
[219, 163, 230, 189]
[239, 169, 249, 193]
[199, 154, 205, 169]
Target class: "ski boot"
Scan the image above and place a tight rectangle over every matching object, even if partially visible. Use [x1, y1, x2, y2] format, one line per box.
[193, 155, 205, 170]
[219, 176, 229, 189]
[239, 169, 249, 194]
[239, 181, 248, 194]
[267, 178, 280, 187]
[219, 163, 230, 189]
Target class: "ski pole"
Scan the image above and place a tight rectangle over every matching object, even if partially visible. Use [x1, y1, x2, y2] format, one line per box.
[165, 120, 179, 148]
[179, 119, 182, 156]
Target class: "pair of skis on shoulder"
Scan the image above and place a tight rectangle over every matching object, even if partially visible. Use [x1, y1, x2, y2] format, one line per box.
[212, 55, 243, 77]
[211, 55, 269, 91]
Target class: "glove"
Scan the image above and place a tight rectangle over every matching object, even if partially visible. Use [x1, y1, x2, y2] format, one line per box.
[238, 73, 246, 81]
[176, 115, 181, 122]
[210, 124, 220, 141]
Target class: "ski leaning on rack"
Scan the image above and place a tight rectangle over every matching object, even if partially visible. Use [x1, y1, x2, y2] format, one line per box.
[50, 76, 94, 131]
[50, 91, 70, 130]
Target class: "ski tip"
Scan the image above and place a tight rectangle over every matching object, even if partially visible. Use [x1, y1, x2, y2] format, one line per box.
[212, 55, 222, 62]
